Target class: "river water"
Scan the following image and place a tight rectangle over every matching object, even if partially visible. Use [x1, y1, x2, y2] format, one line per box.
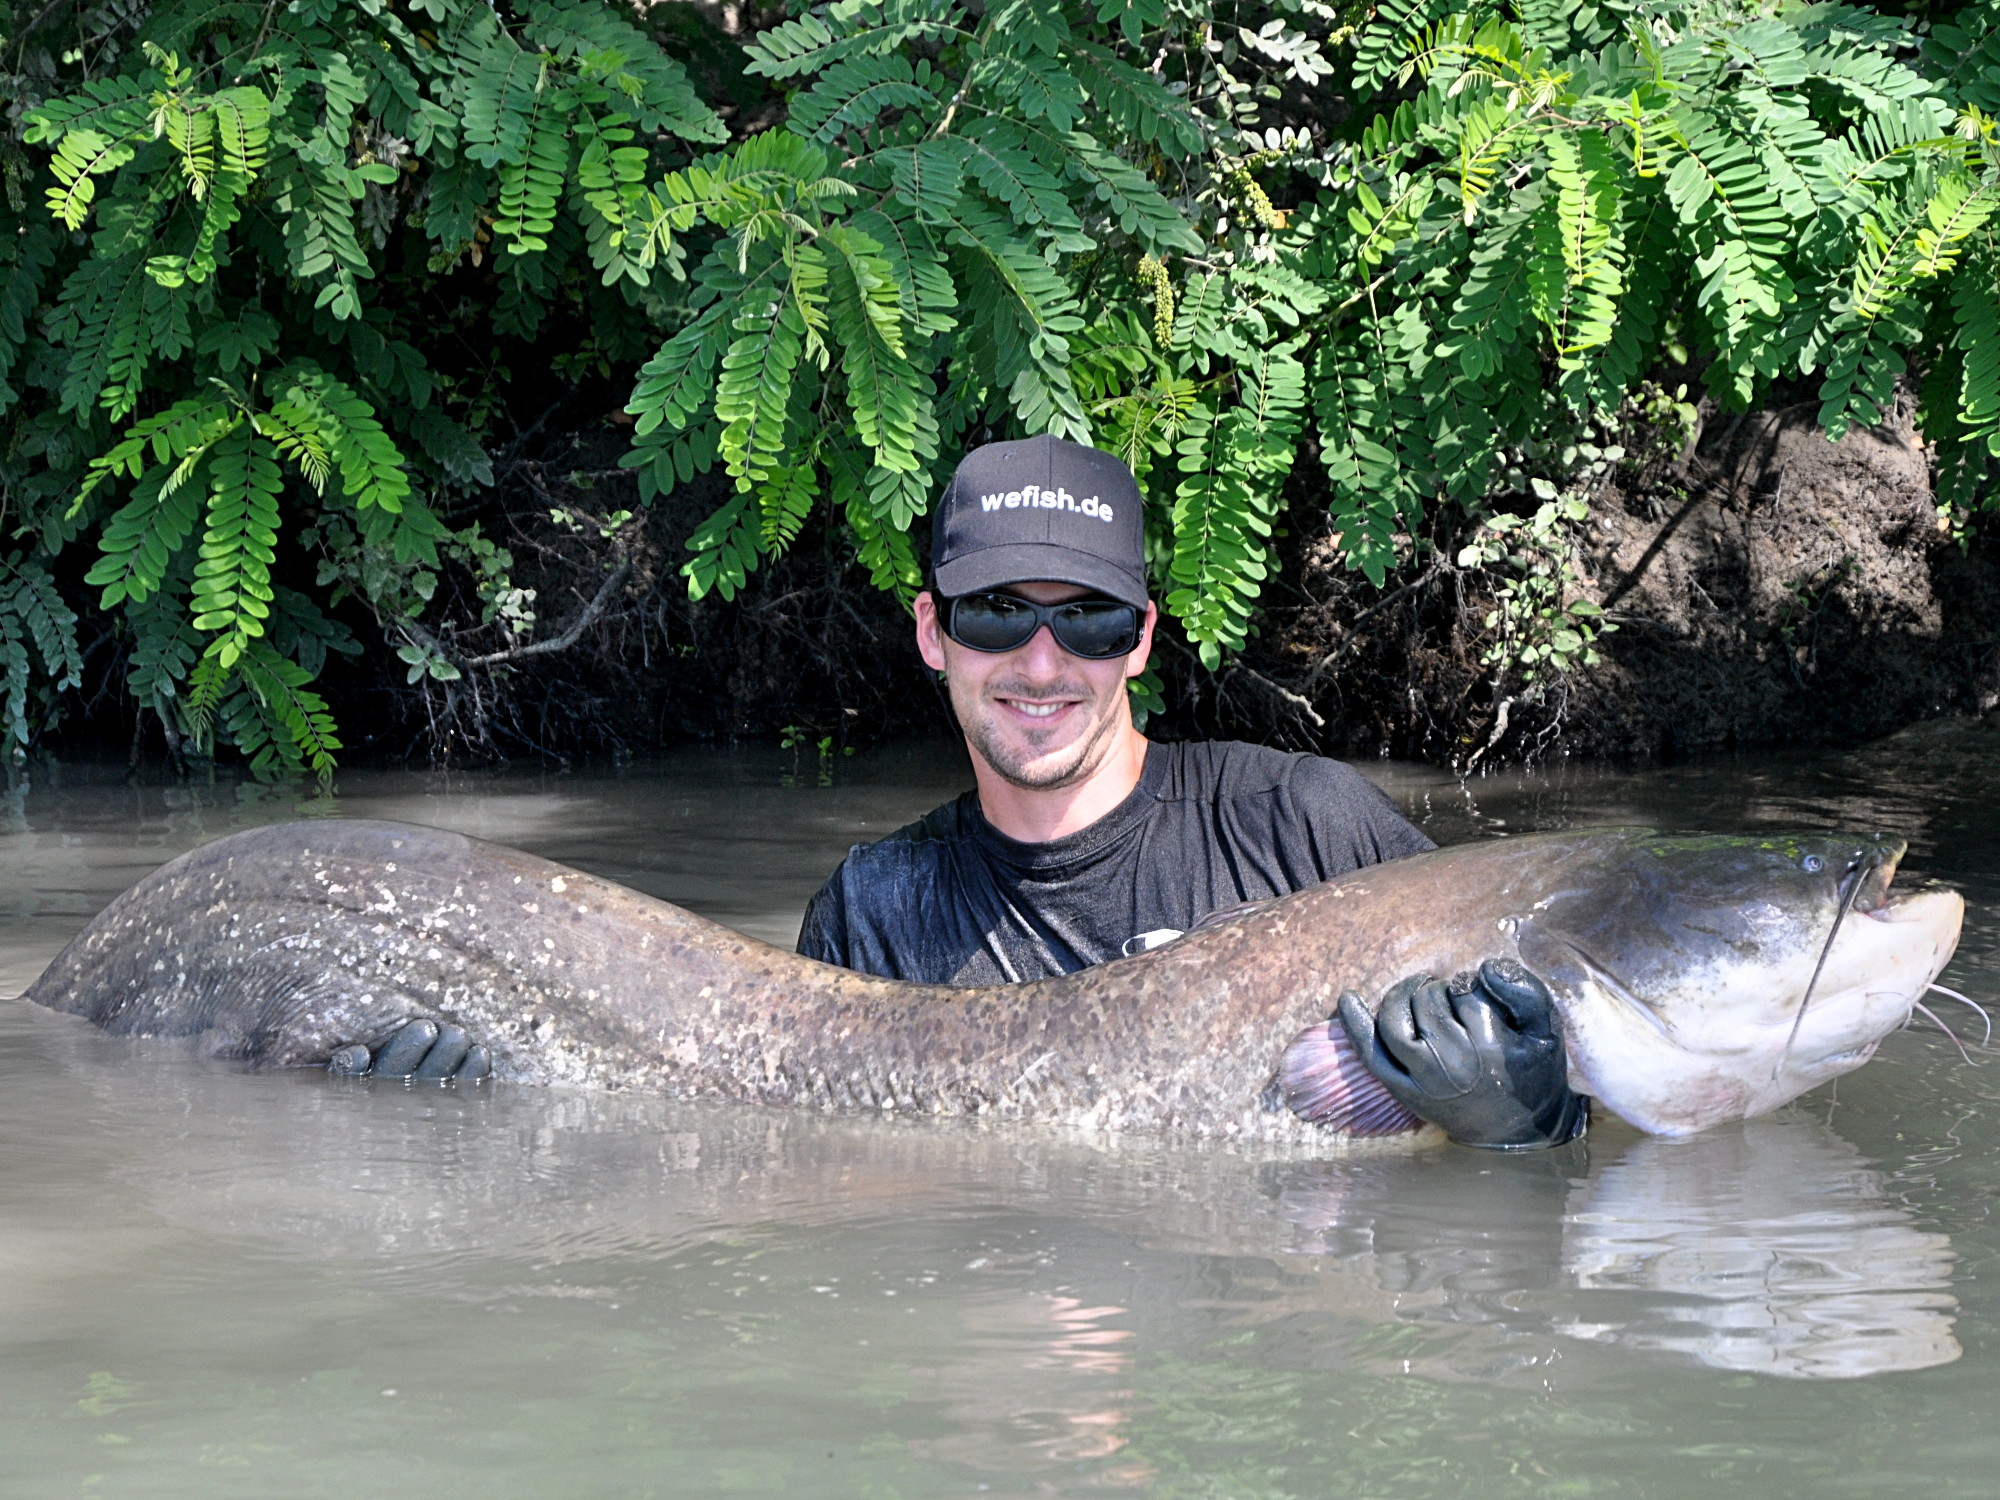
[4, 726, 2000, 1498]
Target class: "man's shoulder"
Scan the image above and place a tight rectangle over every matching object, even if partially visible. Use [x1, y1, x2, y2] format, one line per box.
[801, 790, 999, 979]
[1155, 739, 1381, 802]
[1153, 739, 1433, 863]
[834, 792, 978, 876]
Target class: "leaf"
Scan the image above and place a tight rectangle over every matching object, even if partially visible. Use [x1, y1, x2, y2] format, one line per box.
[1068, 40, 1203, 155]
[825, 224, 929, 478]
[409, 411, 495, 487]
[525, 0, 724, 141]
[744, 0, 970, 80]
[952, 121, 1092, 251]
[188, 424, 285, 667]
[44, 130, 136, 229]
[280, 366, 413, 514]
[712, 255, 813, 496]
[787, 55, 939, 143]
[1167, 343, 1304, 664]
[680, 492, 762, 601]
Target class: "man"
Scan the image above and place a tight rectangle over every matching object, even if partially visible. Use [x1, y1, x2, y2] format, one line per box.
[348, 436, 1583, 1150]
[797, 435, 1586, 1150]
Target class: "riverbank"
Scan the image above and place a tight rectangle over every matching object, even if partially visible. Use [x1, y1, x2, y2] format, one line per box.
[1202, 393, 2000, 767]
[48, 399, 2000, 774]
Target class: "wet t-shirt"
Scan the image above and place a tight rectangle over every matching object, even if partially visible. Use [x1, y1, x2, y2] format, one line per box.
[796, 740, 1435, 985]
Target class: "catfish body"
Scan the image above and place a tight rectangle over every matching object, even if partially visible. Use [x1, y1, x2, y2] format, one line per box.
[20, 818, 1964, 1142]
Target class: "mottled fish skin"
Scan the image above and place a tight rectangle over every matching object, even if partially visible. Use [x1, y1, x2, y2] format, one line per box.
[18, 819, 1964, 1145]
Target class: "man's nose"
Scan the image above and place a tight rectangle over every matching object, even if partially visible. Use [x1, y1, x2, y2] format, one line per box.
[1013, 623, 1073, 673]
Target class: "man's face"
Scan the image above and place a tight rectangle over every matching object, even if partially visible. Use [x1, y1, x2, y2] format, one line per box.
[916, 581, 1157, 792]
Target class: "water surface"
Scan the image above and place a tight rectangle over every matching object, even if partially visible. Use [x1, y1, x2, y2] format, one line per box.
[4, 728, 2000, 1498]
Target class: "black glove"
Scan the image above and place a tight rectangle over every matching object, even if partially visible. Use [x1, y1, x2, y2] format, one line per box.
[1337, 958, 1587, 1150]
[328, 1019, 490, 1082]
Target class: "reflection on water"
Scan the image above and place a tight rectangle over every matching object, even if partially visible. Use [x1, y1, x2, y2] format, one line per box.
[907, 1293, 1144, 1478]
[1559, 1120, 1958, 1379]
[4, 727, 2000, 1495]
[1264, 1114, 1957, 1383]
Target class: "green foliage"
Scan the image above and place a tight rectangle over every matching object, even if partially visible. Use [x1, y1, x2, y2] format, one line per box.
[2, 0, 721, 777]
[0, 554, 84, 759]
[1456, 493, 1616, 683]
[622, 0, 1204, 606]
[1287, 0, 2000, 620]
[7, 0, 2000, 772]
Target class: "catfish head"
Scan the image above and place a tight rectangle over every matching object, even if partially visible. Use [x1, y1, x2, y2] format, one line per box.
[1511, 831, 1964, 1136]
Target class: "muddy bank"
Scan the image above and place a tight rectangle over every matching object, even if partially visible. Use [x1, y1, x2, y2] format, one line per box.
[1204, 395, 2000, 767]
[1568, 400, 2000, 756]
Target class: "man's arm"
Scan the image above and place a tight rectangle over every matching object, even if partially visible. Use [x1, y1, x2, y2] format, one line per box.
[796, 868, 852, 968]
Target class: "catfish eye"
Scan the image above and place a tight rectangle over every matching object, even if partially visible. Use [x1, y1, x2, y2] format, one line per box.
[1802, 854, 1826, 874]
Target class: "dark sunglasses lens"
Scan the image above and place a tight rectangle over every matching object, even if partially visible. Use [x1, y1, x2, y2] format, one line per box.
[949, 594, 1040, 652]
[1051, 602, 1141, 658]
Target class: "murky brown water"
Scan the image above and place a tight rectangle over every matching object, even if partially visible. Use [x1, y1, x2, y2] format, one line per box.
[4, 727, 1999, 1497]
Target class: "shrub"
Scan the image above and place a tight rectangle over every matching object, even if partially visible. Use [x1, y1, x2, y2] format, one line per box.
[3, 0, 1998, 775]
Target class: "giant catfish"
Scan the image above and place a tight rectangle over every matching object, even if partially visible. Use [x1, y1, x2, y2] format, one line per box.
[20, 819, 1965, 1143]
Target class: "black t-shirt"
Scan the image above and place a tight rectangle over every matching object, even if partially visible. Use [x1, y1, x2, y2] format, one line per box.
[796, 739, 1435, 985]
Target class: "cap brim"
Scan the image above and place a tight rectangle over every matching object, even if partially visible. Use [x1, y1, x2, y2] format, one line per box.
[933, 543, 1148, 608]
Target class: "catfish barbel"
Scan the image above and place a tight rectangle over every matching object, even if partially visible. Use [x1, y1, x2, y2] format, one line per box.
[20, 819, 1965, 1142]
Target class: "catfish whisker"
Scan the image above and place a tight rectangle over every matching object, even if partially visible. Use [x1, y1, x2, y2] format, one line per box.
[1778, 850, 1880, 1081]
[1913, 1001, 1984, 1067]
[1926, 982, 1992, 1047]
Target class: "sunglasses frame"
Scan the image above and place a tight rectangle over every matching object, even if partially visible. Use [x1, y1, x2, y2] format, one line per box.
[940, 590, 1145, 660]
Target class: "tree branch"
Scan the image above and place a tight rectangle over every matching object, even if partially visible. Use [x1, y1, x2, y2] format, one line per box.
[1224, 662, 1326, 728]
[458, 559, 635, 668]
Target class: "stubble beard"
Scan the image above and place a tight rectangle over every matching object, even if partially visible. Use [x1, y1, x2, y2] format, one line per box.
[960, 672, 1124, 791]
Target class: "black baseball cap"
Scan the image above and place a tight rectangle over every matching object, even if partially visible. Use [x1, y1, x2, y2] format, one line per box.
[930, 436, 1148, 608]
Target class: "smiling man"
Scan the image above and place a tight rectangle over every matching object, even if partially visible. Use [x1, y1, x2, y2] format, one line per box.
[797, 435, 1433, 983]
[338, 435, 1585, 1146]
[793, 436, 1586, 1151]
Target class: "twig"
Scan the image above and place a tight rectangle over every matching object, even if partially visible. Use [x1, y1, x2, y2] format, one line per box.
[459, 559, 634, 668]
[1225, 663, 1326, 728]
[1462, 694, 1513, 774]
[928, 20, 993, 139]
[493, 396, 572, 477]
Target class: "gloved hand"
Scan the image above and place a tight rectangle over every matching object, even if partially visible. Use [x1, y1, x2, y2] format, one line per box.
[1337, 957, 1587, 1150]
[328, 1019, 490, 1082]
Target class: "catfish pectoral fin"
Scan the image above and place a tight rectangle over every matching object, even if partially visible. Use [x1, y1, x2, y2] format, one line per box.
[1271, 1016, 1423, 1137]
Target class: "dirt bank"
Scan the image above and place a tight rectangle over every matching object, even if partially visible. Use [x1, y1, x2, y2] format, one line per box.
[1193, 393, 2000, 767]
[1569, 398, 2000, 756]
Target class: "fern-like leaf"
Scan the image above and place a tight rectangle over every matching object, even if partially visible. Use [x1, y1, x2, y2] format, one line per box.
[188, 424, 284, 667]
[788, 55, 939, 143]
[1953, 246, 2000, 456]
[1543, 128, 1627, 369]
[744, 0, 971, 81]
[524, 0, 724, 141]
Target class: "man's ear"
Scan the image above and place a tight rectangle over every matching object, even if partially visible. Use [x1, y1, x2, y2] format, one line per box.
[1125, 600, 1159, 678]
[914, 590, 949, 672]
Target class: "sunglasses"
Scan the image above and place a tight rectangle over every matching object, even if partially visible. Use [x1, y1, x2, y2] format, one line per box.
[941, 591, 1145, 659]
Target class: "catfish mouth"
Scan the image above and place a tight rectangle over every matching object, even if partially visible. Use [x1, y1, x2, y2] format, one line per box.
[1849, 845, 1902, 918]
